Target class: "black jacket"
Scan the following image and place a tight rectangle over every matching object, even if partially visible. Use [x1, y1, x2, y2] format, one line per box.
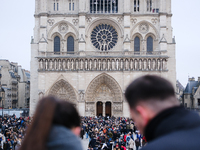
[142, 106, 200, 150]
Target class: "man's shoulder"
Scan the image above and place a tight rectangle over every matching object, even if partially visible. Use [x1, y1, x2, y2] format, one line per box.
[142, 126, 200, 150]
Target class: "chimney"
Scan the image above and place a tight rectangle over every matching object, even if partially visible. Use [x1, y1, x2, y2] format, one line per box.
[189, 77, 195, 81]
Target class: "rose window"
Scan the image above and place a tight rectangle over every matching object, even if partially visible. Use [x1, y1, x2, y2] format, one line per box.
[91, 24, 118, 51]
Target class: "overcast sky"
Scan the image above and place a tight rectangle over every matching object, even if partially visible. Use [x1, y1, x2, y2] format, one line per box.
[0, 0, 200, 87]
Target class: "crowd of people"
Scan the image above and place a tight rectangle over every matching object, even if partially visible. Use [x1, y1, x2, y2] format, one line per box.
[0, 115, 30, 150]
[0, 114, 145, 150]
[81, 116, 147, 150]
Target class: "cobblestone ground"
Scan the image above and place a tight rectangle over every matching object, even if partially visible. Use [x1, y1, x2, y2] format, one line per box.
[81, 137, 89, 150]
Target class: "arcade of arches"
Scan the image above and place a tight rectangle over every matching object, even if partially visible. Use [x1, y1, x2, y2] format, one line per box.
[48, 74, 123, 117]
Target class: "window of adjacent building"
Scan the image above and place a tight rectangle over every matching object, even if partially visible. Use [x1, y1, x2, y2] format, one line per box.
[134, 0, 140, 12]
[67, 36, 74, 53]
[147, 36, 153, 52]
[90, 0, 118, 14]
[134, 36, 140, 52]
[54, 36, 60, 53]
[198, 99, 200, 106]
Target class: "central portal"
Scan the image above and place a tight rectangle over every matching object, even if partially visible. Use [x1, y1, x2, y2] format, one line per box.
[94, 84, 114, 116]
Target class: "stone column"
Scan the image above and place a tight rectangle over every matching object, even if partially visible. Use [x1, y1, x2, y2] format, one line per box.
[103, 102, 106, 116]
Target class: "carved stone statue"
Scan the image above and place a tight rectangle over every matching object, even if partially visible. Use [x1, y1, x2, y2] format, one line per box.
[45, 60, 48, 70]
[116, 59, 119, 70]
[62, 60, 66, 70]
[85, 59, 88, 70]
[125, 59, 129, 70]
[157, 59, 160, 70]
[71, 59, 74, 70]
[103, 59, 106, 70]
[163, 59, 167, 70]
[98, 59, 101, 70]
[143, 59, 147, 70]
[54, 60, 57, 70]
[76, 60, 79, 70]
[107, 59, 110, 70]
[130, 59, 133, 70]
[94, 59, 97, 70]
[120, 59, 123, 70]
[49, 60, 53, 70]
[58, 60, 61, 70]
[152, 59, 156, 70]
[62, 41, 64, 51]
[40, 60, 43, 70]
[89, 59, 92, 70]
[148, 59, 151, 70]
[112, 59, 115, 70]
[80, 59, 83, 70]
[79, 91, 84, 101]
[139, 59, 142, 70]
[67, 59, 70, 70]
[134, 59, 138, 70]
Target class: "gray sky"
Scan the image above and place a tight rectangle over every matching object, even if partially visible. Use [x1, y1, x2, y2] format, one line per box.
[0, 0, 200, 87]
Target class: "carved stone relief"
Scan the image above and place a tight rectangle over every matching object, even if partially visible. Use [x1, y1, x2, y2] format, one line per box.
[139, 23, 149, 34]
[47, 19, 55, 26]
[72, 19, 79, 26]
[59, 23, 68, 34]
[49, 79, 77, 103]
[131, 18, 137, 24]
[79, 90, 85, 102]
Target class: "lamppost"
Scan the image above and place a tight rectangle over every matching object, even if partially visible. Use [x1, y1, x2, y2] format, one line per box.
[0, 96, 3, 117]
[0, 73, 4, 117]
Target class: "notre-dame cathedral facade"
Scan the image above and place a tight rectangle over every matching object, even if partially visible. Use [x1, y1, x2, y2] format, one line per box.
[30, 0, 176, 117]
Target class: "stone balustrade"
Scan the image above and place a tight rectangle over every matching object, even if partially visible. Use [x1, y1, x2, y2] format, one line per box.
[38, 57, 168, 72]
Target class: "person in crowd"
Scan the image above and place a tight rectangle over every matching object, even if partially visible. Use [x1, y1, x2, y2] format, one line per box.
[128, 137, 134, 150]
[135, 138, 140, 150]
[19, 96, 82, 150]
[80, 128, 85, 139]
[125, 75, 200, 150]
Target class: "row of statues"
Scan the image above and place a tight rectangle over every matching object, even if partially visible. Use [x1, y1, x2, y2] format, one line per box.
[39, 58, 168, 71]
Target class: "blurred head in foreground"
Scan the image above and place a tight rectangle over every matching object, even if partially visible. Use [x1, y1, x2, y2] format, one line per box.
[19, 96, 81, 150]
[125, 75, 179, 134]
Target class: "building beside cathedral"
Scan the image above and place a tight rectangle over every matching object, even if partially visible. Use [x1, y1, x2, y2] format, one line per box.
[30, 0, 176, 117]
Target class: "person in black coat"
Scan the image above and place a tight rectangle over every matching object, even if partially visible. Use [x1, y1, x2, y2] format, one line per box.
[89, 136, 97, 149]
[125, 75, 200, 150]
[80, 128, 85, 139]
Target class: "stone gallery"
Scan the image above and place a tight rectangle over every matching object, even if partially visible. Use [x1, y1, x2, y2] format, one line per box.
[30, 0, 176, 117]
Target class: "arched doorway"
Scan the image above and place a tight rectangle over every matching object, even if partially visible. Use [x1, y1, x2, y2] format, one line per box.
[85, 73, 123, 116]
[106, 102, 111, 117]
[96, 101, 103, 116]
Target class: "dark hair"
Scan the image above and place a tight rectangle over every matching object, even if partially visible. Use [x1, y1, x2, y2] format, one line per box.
[125, 75, 175, 108]
[19, 96, 80, 150]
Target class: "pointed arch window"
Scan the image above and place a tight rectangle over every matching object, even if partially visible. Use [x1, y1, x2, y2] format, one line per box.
[54, 36, 60, 53]
[67, 36, 74, 53]
[134, 36, 140, 52]
[147, 36, 153, 52]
